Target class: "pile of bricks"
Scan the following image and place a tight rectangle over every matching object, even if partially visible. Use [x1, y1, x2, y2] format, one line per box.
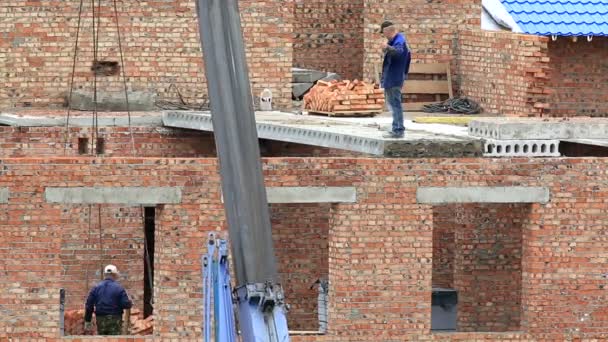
[304, 80, 385, 116]
[131, 312, 154, 335]
[64, 309, 95, 336]
[63, 309, 153, 336]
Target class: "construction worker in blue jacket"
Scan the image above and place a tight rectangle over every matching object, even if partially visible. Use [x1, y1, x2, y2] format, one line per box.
[380, 21, 412, 139]
[84, 264, 133, 335]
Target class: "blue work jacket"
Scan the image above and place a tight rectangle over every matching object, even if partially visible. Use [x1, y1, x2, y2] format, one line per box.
[85, 278, 133, 321]
[381, 32, 412, 89]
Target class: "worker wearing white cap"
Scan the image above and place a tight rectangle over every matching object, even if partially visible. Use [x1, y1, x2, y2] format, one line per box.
[84, 264, 133, 335]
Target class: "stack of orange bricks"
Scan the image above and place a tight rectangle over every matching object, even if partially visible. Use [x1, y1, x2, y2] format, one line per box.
[304, 80, 385, 116]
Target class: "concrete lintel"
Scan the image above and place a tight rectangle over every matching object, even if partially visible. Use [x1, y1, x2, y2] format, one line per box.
[417, 186, 550, 204]
[45, 187, 182, 205]
[0, 188, 8, 203]
[266, 187, 356, 203]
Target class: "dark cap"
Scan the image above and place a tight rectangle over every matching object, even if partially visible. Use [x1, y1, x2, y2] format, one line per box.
[379, 21, 394, 33]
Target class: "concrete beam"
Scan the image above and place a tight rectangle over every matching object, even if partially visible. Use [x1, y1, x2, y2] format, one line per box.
[69, 90, 157, 112]
[266, 187, 356, 203]
[0, 188, 8, 203]
[417, 186, 550, 204]
[469, 118, 608, 140]
[45, 187, 182, 205]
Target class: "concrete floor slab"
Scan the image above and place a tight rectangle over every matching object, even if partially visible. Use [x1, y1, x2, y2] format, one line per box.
[0, 113, 162, 127]
[564, 139, 608, 148]
[469, 117, 608, 140]
[162, 111, 482, 157]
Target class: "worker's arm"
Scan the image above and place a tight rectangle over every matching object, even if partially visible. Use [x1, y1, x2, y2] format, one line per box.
[120, 289, 133, 334]
[84, 288, 96, 323]
[123, 308, 131, 335]
[384, 41, 405, 56]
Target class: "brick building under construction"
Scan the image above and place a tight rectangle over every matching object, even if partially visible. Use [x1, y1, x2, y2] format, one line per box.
[0, 0, 607, 341]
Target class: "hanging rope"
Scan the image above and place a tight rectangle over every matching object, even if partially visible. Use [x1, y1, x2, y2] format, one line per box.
[98, 205, 104, 280]
[112, 0, 136, 156]
[90, 0, 101, 156]
[64, 0, 85, 155]
[65, 0, 136, 156]
[84, 205, 93, 293]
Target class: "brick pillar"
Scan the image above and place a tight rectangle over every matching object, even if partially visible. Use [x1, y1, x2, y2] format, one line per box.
[453, 204, 526, 332]
[327, 198, 433, 338]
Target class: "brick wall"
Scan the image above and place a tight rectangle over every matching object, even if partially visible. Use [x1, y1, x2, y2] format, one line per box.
[271, 203, 329, 331]
[0, 0, 293, 109]
[294, 0, 364, 80]
[0, 126, 216, 157]
[0, 118, 365, 158]
[457, 30, 550, 116]
[1, 157, 608, 340]
[362, 0, 480, 82]
[547, 37, 608, 117]
[452, 204, 525, 332]
[432, 206, 457, 288]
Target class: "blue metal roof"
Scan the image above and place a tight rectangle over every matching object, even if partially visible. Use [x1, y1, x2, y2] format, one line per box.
[501, 0, 608, 36]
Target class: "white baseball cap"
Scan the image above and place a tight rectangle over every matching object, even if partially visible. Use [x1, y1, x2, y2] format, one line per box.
[104, 264, 119, 275]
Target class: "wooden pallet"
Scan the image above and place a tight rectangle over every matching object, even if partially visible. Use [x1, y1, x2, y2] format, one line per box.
[404, 63, 453, 111]
[308, 109, 381, 117]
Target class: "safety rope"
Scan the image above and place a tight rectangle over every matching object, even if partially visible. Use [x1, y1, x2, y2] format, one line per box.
[91, 0, 99, 156]
[422, 97, 482, 115]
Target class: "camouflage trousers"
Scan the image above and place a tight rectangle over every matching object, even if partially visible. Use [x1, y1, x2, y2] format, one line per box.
[96, 314, 123, 335]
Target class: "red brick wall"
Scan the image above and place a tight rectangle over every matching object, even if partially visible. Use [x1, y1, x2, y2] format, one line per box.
[547, 37, 608, 117]
[294, 0, 364, 80]
[1, 157, 608, 341]
[60, 206, 145, 312]
[362, 0, 481, 82]
[0, 0, 293, 109]
[0, 126, 216, 158]
[0, 122, 364, 159]
[457, 30, 550, 117]
[432, 206, 457, 288]
[271, 203, 329, 331]
[452, 204, 525, 332]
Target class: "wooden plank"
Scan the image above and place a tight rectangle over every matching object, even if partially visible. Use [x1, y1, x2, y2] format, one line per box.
[446, 64, 454, 98]
[403, 80, 450, 94]
[414, 116, 479, 126]
[409, 63, 449, 74]
[403, 101, 439, 112]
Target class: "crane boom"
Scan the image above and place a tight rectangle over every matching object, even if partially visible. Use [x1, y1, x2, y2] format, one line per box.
[195, 0, 290, 341]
